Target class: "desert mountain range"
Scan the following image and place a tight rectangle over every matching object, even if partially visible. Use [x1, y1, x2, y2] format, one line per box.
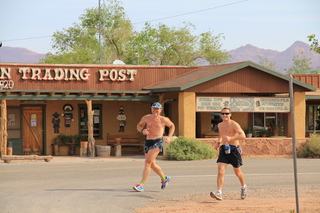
[0, 41, 319, 73]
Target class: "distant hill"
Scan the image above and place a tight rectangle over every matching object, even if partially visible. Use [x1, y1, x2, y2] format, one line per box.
[0, 46, 46, 63]
[228, 41, 320, 73]
[1, 41, 319, 73]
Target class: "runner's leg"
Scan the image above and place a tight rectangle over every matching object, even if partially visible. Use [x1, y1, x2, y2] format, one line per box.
[233, 167, 245, 186]
[141, 147, 161, 183]
[217, 162, 227, 191]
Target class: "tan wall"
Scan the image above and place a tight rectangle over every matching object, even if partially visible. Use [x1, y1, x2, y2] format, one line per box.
[288, 92, 306, 138]
[178, 92, 196, 138]
[46, 101, 81, 155]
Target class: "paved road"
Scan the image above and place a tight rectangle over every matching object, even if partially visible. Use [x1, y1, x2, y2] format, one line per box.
[0, 156, 319, 213]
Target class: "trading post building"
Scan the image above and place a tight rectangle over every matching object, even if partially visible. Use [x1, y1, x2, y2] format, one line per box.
[0, 61, 318, 156]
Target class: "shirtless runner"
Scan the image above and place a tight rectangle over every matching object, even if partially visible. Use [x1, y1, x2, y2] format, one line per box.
[133, 102, 175, 192]
[210, 107, 247, 200]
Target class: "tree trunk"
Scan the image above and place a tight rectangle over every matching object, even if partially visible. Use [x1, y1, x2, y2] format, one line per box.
[86, 100, 95, 157]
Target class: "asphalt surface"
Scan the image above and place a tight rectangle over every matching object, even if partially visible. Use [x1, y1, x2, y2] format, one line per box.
[1, 155, 319, 213]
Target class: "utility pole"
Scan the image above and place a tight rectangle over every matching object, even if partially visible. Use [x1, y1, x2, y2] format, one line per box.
[98, 0, 101, 64]
[289, 75, 300, 213]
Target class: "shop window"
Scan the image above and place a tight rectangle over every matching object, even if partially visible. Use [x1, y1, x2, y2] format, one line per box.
[306, 105, 319, 131]
[211, 113, 222, 132]
[253, 113, 265, 131]
[253, 112, 285, 136]
[7, 108, 21, 138]
[79, 104, 102, 139]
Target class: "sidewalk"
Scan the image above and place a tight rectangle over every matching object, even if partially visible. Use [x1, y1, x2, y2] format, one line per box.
[0, 155, 147, 164]
[50, 155, 146, 163]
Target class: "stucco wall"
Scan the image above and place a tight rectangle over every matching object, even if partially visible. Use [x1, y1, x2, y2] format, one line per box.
[198, 137, 307, 156]
[178, 92, 196, 138]
[294, 92, 306, 138]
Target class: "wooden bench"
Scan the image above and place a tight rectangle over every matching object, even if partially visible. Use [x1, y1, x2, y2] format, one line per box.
[107, 134, 144, 155]
[1, 155, 53, 163]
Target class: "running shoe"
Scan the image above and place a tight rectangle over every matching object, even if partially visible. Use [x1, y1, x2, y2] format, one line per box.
[210, 191, 223, 201]
[241, 185, 247, 199]
[133, 184, 144, 192]
[161, 176, 171, 189]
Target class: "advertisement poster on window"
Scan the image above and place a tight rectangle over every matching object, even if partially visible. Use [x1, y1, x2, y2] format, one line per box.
[196, 97, 290, 112]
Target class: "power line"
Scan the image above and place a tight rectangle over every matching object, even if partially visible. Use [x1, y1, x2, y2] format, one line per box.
[2, 36, 52, 42]
[133, 0, 248, 25]
[2, 0, 248, 42]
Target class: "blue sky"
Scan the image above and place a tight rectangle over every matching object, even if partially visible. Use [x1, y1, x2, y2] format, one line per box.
[1, 0, 319, 54]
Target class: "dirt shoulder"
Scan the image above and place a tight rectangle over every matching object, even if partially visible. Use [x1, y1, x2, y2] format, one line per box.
[134, 186, 320, 213]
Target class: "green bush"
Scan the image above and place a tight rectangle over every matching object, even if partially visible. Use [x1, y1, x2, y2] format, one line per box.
[297, 133, 320, 158]
[166, 136, 216, 161]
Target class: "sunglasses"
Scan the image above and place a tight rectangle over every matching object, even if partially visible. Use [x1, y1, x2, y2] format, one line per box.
[221, 113, 230, 115]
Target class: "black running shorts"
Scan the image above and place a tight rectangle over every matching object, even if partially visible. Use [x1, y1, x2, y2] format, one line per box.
[216, 145, 243, 168]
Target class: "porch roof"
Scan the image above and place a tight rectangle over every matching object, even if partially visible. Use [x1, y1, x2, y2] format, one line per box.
[0, 90, 158, 101]
[145, 61, 317, 92]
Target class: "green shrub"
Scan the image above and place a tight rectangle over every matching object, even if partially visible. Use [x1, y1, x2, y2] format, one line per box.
[297, 144, 314, 158]
[297, 133, 320, 158]
[308, 133, 320, 154]
[166, 136, 216, 161]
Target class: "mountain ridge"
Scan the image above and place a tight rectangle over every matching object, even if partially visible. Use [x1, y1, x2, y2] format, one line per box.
[228, 41, 320, 73]
[0, 41, 319, 73]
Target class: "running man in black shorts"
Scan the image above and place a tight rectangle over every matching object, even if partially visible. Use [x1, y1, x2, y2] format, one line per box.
[133, 102, 175, 192]
[210, 107, 247, 201]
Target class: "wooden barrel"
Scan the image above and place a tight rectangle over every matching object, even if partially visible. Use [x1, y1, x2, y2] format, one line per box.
[95, 145, 111, 157]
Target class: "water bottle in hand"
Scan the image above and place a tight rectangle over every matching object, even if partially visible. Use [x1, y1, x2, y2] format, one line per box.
[224, 142, 231, 154]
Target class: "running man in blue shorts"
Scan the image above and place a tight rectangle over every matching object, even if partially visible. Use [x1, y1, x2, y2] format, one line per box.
[210, 107, 247, 200]
[133, 102, 175, 192]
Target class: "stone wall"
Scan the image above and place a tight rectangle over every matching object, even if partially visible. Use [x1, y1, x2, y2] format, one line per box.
[197, 137, 307, 156]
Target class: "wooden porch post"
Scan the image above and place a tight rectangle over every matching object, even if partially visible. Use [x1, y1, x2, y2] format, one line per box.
[0, 100, 8, 157]
[85, 100, 95, 157]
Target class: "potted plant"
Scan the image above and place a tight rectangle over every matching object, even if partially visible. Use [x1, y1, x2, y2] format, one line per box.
[245, 127, 254, 138]
[53, 133, 67, 144]
[80, 135, 88, 147]
[70, 135, 78, 144]
[272, 125, 279, 136]
[253, 131, 260, 137]
[260, 128, 269, 137]
[80, 135, 89, 157]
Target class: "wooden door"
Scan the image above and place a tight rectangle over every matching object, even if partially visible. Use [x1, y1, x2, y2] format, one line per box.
[22, 106, 43, 155]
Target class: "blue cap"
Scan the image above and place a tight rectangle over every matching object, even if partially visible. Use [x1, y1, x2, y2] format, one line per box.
[151, 102, 162, 109]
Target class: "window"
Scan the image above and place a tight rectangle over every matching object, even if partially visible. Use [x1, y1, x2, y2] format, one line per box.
[79, 104, 102, 139]
[253, 113, 265, 131]
[211, 113, 222, 132]
[306, 105, 319, 131]
[7, 107, 21, 139]
[252, 112, 286, 136]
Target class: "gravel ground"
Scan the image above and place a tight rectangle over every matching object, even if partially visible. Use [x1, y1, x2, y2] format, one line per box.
[134, 186, 320, 213]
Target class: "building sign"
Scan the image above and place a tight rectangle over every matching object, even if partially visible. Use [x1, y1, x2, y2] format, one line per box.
[196, 97, 290, 112]
[0, 80, 14, 89]
[0, 67, 137, 85]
